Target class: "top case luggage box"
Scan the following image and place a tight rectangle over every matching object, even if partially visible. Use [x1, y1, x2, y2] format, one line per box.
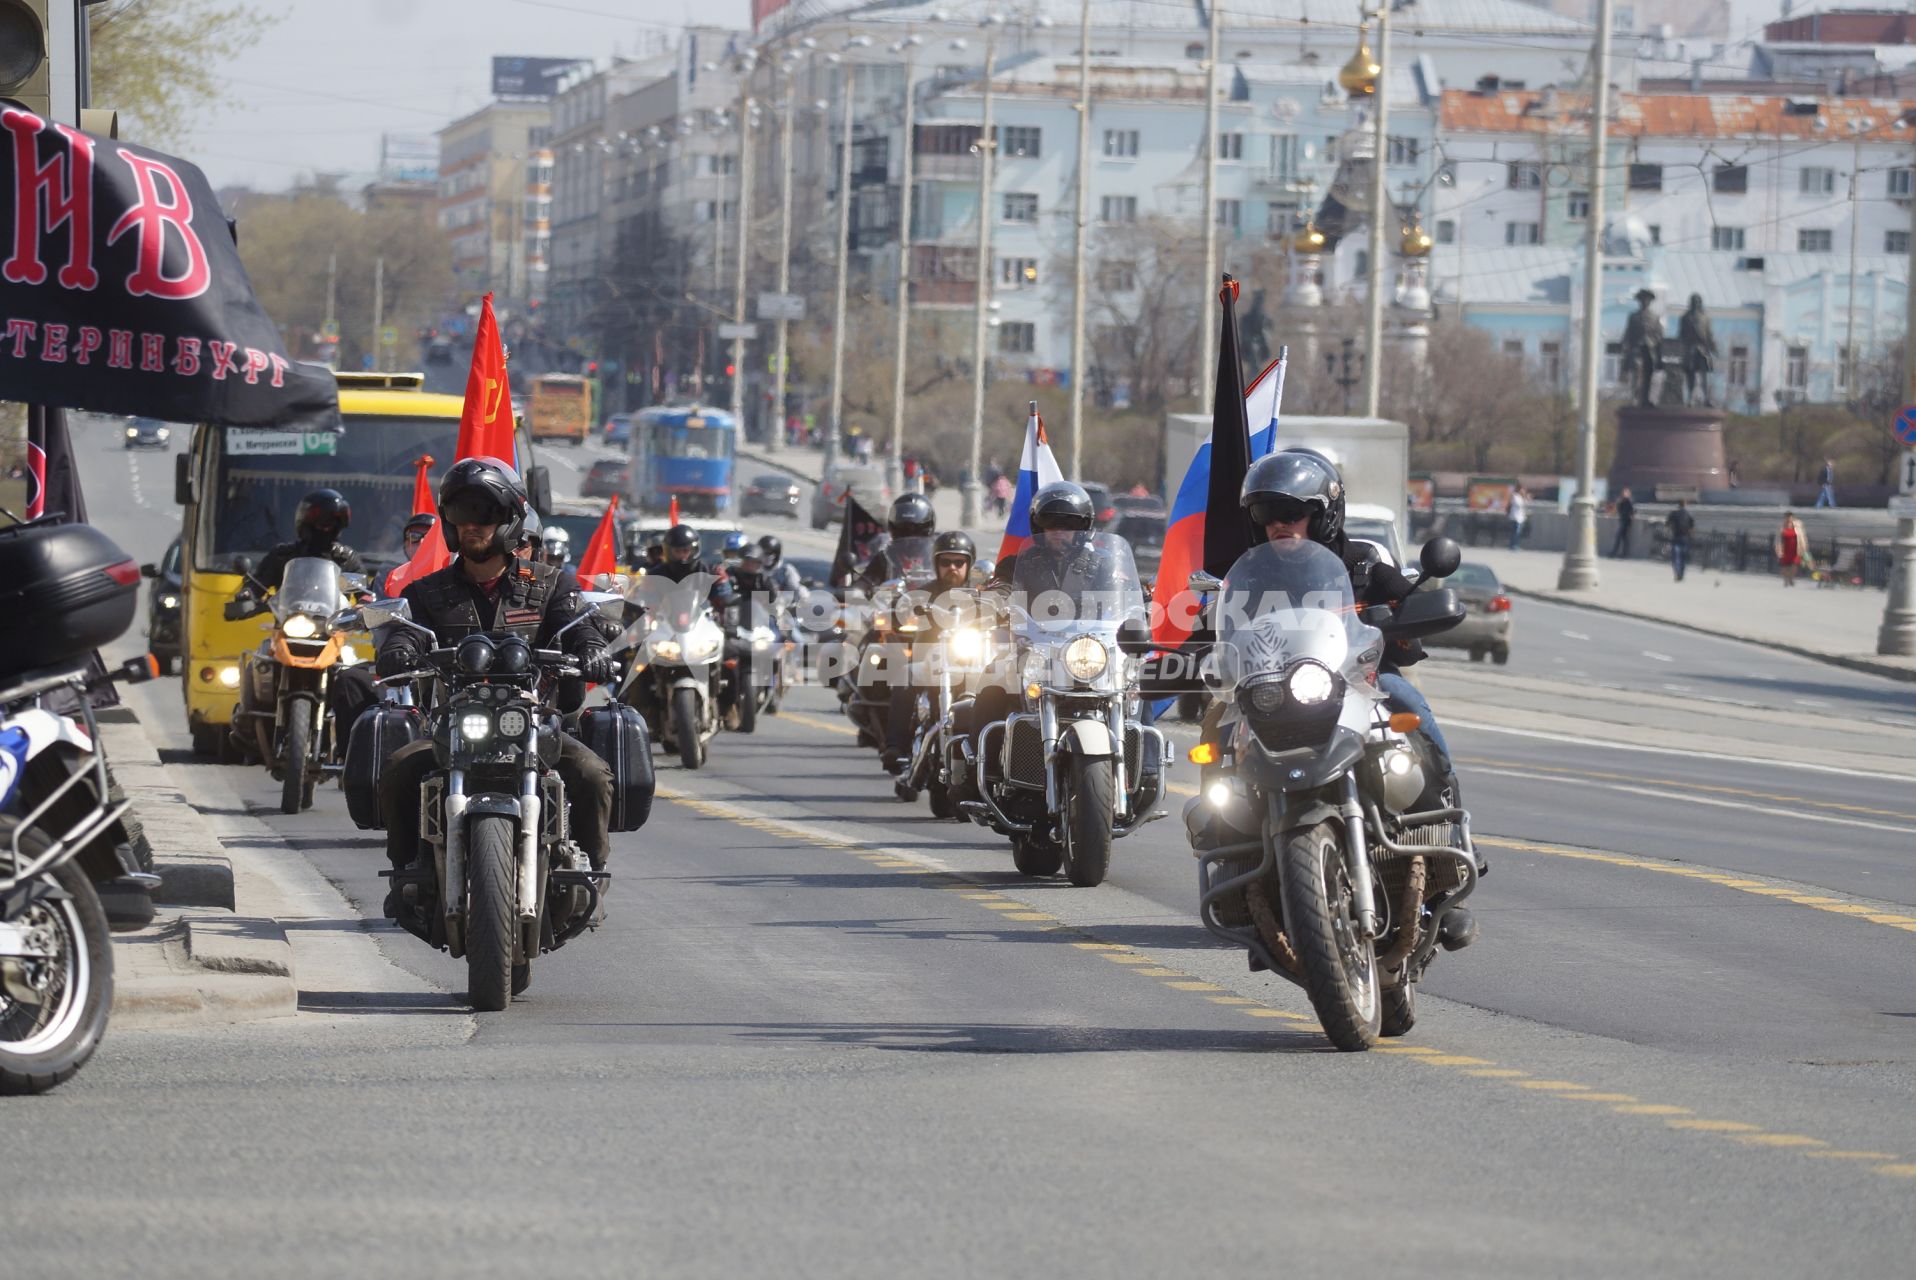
[0, 521, 140, 682]
[577, 702, 654, 833]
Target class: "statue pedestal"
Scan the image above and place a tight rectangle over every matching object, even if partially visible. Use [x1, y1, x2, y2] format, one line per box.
[1609, 405, 1727, 498]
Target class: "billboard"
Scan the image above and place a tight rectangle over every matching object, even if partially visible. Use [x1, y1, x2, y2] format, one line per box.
[491, 56, 587, 99]
[379, 133, 438, 183]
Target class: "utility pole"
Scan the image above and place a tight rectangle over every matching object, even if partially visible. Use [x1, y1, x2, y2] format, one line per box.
[371, 255, 385, 373]
[962, 22, 999, 528]
[1558, 0, 1613, 592]
[1844, 132, 1863, 400]
[324, 251, 338, 368]
[829, 58, 857, 456]
[1363, 4, 1392, 419]
[771, 67, 799, 449]
[1877, 124, 1916, 654]
[730, 83, 756, 428]
[1196, 3, 1221, 409]
[1069, 0, 1092, 480]
[888, 34, 921, 492]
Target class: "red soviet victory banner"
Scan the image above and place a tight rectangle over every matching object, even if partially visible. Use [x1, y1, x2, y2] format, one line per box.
[456, 293, 514, 464]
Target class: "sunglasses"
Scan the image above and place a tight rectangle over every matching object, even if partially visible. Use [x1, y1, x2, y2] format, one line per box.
[444, 499, 506, 526]
[1249, 496, 1315, 527]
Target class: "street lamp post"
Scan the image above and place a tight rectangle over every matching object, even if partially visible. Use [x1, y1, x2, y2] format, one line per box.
[1881, 138, 1916, 654]
[961, 19, 1000, 528]
[1069, 0, 1092, 480]
[1558, 0, 1614, 592]
[1196, 2, 1220, 410]
[770, 55, 803, 449]
[828, 38, 873, 463]
[728, 56, 758, 428]
[1362, 4, 1392, 419]
[887, 33, 924, 493]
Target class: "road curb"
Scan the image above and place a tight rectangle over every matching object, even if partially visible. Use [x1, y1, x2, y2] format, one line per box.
[737, 444, 825, 488]
[1499, 583, 1916, 685]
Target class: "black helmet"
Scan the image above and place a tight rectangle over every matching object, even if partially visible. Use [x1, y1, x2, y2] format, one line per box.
[887, 492, 935, 538]
[1029, 481, 1095, 533]
[757, 534, 783, 566]
[402, 511, 438, 537]
[436, 456, 528, 555]
[933, 530, 976, 567]
[1241, 448, 1345, 546]
[663, 524, 700, 552]
[294, 489, 351, 544]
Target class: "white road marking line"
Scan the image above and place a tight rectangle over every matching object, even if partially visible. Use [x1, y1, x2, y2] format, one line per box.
[1561, 630, 1591, 641]
[1642, 650, 1675, 663]
[1473, 766, 1916, 836]
[1661, 683, 1691, 693]
[1793, 698, 1829, 709]
[1443, 718, 1916, 782]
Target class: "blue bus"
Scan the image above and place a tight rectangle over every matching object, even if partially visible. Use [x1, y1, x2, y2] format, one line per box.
[626, 404, 737, 516]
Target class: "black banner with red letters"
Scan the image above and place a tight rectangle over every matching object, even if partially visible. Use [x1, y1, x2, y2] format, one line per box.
[0, 108, 337, 430]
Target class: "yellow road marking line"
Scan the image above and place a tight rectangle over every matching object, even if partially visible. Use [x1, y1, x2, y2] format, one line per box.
[1242, 1008, 1312, 1020]
[1464, 1068, 1528, 1078]
[1667, 1119, 1762, 1133]
[1735, 1134, 1828, 1148]
[1562, 1093, 1638, 1103]
[1101, 953, 1154, 964]
[979, 902, 1025, 911]
[1003, 912, 1055, 921]
[1071, 941, 1125, 950]
[1872, 1164, 1916, 1178]
[1206, 995, 1259, 1005]
[1417, 1055, 1497, 1067]
[1517, 1080, 1591, 1091]
[1372, 1045, 1441, 1055]
[1804, 1151, 1900, 1161]
[1135, 967, 1184, 976]
[780, 710, 858, 737]
[1615, 1104, 1691, 1115]
[1164, 980, 1224, 991]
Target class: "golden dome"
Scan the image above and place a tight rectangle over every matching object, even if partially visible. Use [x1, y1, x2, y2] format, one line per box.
[1339, 21, 1380, 98]
[1294, 217, 1327, 253]
[1399, 211, 1433, 258]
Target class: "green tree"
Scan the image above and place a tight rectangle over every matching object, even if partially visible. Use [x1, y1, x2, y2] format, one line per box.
[89, 0, 274, 149]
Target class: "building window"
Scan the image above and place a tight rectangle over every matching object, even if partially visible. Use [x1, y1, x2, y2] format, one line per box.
[1003, 192, 1038, 222]
[998, 321, 1036, 354]
[1712, 225, 1746, 251]
[1713, 164, 1748, 194]
[1099, 194, 1137, 224]
[1786, 345, 1809, 389]
[1727, 343, 1749, 388]
[1800, 166, 1836, 196]
[1539, 340, 1563, 385]
[999, 256, 1039, 287]
[1215, 198, 1241, 230]
[1387, 135, 1420, 165]
[1567, 191, 1590, 221]
[1604, 340, 1623, 384]
[1892, 168, 1914, 199]
[1354, 249, 1369, 277]
[1889, 230, 1911, 254]
[1646, 224, 1661, 245]
[1102, 129, 1139, 158]
[1507, 161, 1542, 190]
[1097, 260, 1137, 292]
[1797, 227, 1833, 253]
[916, 123, 983, 155]
[1217, 131, 1244, 161]
[1628, 163, 1663, 191]
[999, 125, 1041, 158]
[1270, 134, 1299, 182]
[1435, 219, 1455, 244]
[700, 154, 736, 176]
[1836, 344, 1854, 393]
[1505, 221, 1541, 245]
[1502, 339, 1525, 359]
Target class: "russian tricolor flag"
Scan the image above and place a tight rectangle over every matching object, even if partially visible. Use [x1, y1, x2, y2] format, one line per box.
[996, 402, 1064, 561]
[1149, 348, 1288, 648]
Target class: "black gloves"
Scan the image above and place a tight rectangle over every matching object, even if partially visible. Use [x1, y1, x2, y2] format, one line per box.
[582, 652, 620, 684]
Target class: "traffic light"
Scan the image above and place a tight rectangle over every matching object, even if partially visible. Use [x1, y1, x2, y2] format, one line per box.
[0, 1, 49, 119]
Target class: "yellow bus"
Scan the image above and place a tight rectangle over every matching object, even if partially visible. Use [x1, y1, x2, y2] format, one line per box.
[174, 372, 548, 755]
[527, 373, 596, 446]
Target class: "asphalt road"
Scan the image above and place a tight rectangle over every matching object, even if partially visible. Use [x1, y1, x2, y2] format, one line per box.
[14, 413, 1916, 1277]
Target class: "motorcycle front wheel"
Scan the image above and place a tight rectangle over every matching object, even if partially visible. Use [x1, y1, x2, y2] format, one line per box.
[734, 666, 758, 735]
[0, 821, 114, 1094]
[1279, 821, 1381, 1051]
[1062, 754, 1115, 888]
[466, 815, 516, 1012]
[279, 698, 314, 815]
[672, 687, 702, 770]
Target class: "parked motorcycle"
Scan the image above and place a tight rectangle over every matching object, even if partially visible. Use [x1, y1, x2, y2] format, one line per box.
[959, 532, 1167, 886]
[225, 556, 369, 813]
[359, 593, 635, 1012]
[1186, 536, 1478, 1052]
[616, 573, 724, 769]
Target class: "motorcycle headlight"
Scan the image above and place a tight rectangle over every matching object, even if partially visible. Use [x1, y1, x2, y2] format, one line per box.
[652, 638, 682, 661]
[948, 627, 985, 663]
[1247, 678, 1286, 715]
[1286, 661, 1335, 705]
[1064, 635, 1108, 682]
[459, 711, 492, 741]
[496, 707, 530, 738]
[280, 613, 318, 639]
[685, 631, 723, 661]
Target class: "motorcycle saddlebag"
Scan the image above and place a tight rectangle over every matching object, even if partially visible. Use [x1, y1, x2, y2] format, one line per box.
[342, 705, 424, 830]
[578, 702, 655, 833]
[0, 522, 140, 681]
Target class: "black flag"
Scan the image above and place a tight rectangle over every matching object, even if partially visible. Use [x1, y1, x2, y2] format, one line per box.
[1202, 274, 1255, 576]
[830, 495, 885, 589]
[23, 403, 85, 523]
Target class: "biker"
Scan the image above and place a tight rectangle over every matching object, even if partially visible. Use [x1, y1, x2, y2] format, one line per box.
[857, 492, 936, 590]
[756, 535, 805, 601]
[648, 524, 736, 608]
[986, 481, 1118, 597]
[373, 457, 619, 915]
[720, 531, 751, 571]
[255, 488, 365, 589]
[400, 512, 436, 559]
[882, 530, 978, 775]
[541, 526, 572, 570]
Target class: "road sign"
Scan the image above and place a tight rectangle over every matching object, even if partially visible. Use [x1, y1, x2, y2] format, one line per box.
[1895, 403, 1916, 445]
[1890, 494, 1916, 519]
[756, 292, 805, 322]
[320, 319, 340, 341]
[1902, 448, 1916, 496]
[717, 322, 757, 341]
[379, 325, 399, 347]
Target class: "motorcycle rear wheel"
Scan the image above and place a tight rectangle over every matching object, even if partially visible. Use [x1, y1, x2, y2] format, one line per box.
[1382, 980, 1417, 1037]
[1062, 755, 1115, 888]
[928, 780, 955, 819]
[279, 698, 313, 815]
[466, 815, 516, 1012]
[1279, 821, 1381, 1051]
[0, 821, 113, 1095]
[735, 669, 758, 735]
[673, 687, 702, 770]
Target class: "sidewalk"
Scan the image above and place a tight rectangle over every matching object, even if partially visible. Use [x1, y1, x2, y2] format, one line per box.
[1463, 546, 1916, 683]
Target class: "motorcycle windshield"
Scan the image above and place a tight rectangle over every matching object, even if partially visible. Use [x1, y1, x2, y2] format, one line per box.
[883, 536, 937, 584]
[275, 557, 342, 621]
[1011, 531, 1145, 635]
[1213, 539, 1369, 682]
[630, 571, 715, 634]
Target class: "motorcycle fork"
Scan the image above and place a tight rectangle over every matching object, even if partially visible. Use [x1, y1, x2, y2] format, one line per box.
[516, 725, 542, 922]
[1340, 773, 1381, 940]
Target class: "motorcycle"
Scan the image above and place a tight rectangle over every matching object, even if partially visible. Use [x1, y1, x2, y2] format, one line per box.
[359, 594, 621, 1012]
[959, 532, 1168, 887]
[896, 589, 1000, 818]
[841, 536, 936, 758]
[616, 572, 725, 769]
[225, 557, 369, 814]
[1185, 536, 1477, 1052]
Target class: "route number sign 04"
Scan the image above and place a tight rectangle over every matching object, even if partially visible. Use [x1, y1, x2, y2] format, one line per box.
[1896, 404, 1916, 446]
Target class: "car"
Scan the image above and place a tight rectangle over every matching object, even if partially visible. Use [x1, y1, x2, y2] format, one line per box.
[582, 457, 629, 498]
[543, 497, 627, 569]
[811, 461, 891, 529]
[786, 555, 834, 588]
[139, 536, 184, 671]
[604, 413, 636, 446]
[1345, 502, 1406, 568]
[124, 417, 170, 450]
[1081, 481, 1117, 525]
[1109, 511, 1166, 580]
[1111, 493, 1165, 519]
[628, 517, 745, 565]
[740, 472, 802, 518]
[1427, 560, 1513, 664]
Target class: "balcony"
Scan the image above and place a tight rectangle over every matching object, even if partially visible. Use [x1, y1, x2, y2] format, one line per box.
[910, 279, 977, 306]
[914, 152, 981, 182]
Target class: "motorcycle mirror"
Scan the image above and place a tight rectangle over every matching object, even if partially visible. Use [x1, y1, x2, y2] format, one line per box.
[1418, 536, 1462, 580]
[139, 562, 159, 579]
[358, 598, 415, 630]
[1117, 617, 1155, 656]
[331, 608, 363, 632]
[234, 554, 255, 575]
[339, 572, 369, 594]
[583, 592, 626, 620]
[1187, 571, 1223, 595]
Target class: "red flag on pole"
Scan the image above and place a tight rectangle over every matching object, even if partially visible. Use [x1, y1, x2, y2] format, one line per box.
[383, 453, 453, 595]
[668, 495, 680, 525]
[457, 293, 516, 465]
[576, 494, 620, 582]
[407, 453, 435, 516]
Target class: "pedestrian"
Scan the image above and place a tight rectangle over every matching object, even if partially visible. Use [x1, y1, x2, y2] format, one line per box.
[990, 472, 1012, 517]
[1726, 459, 1740, 490]
[1666, 498, 1696, 582]
[1774, 510, 1810, 587]
[1609, 486, 1635, 558]
[1815, 457, 1837, 508]
[1506, 485, 1529, 551]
